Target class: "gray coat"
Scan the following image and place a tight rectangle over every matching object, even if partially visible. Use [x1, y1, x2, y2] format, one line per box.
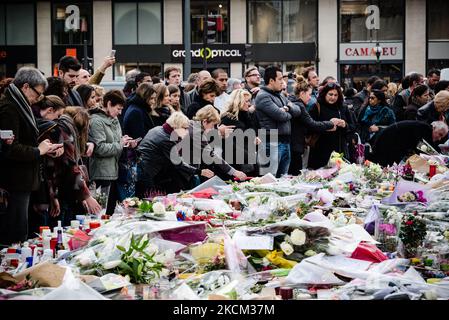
[88, 109, 123, 180]
[255, 87, 301, 139]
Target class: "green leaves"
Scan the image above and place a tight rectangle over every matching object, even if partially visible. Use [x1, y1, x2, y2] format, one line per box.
[137, 200, 153, 213]
[114, 234, 165, 284]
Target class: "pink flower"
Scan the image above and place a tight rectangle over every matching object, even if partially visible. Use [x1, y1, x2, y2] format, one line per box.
[379, 224, 397, 235]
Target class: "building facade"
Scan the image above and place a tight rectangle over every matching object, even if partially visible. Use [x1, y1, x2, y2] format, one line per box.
[0, 0, 446, 88]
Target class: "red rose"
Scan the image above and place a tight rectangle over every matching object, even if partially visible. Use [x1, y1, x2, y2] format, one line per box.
[406, 220, 413, 225]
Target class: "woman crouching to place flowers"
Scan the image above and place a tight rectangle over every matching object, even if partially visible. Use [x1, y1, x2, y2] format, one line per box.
[187, 105, 248, 182]
[135, 112, 215, 198]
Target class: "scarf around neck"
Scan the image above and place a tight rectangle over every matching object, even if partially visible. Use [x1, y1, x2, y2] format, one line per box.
[361, 105, 388, 125]
[7, 83, 39, 136]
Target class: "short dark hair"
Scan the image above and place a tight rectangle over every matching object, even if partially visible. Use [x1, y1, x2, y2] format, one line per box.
[103, 89, 126, 107]
[435, 80, 449, 95]
[409, 72, 423, 86]
[411, 84, 429, 97]
[401, 75, 411, 90]
[367, 76, 381, 87]
[58, 56, 81, 73]
[263, 65, 282, 85]
[370, 89, 387, 105]
[152, 76, 161, 84]
[135, 72, 152, 85]
[164, 66, 181, 80]
[371, 80, 388, 91]
[428, 68, 441, 77]
[211, 68, 227, 79]
[344, 87, 356, 98]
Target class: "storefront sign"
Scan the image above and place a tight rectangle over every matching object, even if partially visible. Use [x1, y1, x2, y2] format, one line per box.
[340, 42, 403, 61]
[65, 5, 80, 31]
[170, 44, 245, 63]
[365, 5, 380, 30]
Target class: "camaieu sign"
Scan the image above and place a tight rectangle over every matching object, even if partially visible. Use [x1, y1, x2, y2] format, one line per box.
[170, 45, 245, 63]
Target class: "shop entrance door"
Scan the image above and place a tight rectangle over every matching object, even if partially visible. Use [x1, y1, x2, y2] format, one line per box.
[340, 63, 403, 92]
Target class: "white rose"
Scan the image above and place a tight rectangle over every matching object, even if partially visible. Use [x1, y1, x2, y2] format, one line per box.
[103, 260, 121, 270]
[160, 268, 170, 278]
[304, 250, 317, 257]
[153, 202, 166, 215]
[280, 242, 294, 256]
[326, 245, 342, 256]
[290, 229, 306, 246]
[129, 200, 136, 207]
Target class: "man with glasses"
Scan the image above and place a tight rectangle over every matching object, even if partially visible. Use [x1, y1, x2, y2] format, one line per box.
[244, 66, 262, 101]
[0, 67, 63, 246]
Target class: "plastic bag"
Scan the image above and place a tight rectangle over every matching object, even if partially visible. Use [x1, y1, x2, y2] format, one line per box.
[41, 268, 107, 300]
[285, 257, 345, 286]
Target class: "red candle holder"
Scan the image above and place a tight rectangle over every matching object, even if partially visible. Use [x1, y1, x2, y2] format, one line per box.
[429, 164, 437, 178]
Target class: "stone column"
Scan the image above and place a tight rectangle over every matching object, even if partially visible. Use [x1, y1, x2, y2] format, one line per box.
[93, 1, 113, 81]
[36, 1, 52, 77]
[405, 0, 426, 75]
[318, 0, 338, 78]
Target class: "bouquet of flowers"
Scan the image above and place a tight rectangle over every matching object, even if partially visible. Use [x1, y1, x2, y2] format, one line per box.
[363, 160, 384, 188]
[398, 212, 427, 258]
[397, 190, 427, 203]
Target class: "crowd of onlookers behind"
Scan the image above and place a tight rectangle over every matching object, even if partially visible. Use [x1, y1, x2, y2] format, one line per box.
[1, 54, 449, 247]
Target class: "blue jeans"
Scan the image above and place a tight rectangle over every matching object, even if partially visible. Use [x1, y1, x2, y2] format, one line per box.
[277, 143, 291, 178]
[258, 142, 291, 178]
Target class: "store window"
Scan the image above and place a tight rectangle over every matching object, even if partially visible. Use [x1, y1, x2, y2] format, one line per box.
[114, 62, 161, 81]
[0, 4, 35, 45]
[53, 3, 92, 45]
[114, 2, 162, 45]
[428, 0, 449, 41]
[191, 1, 229, 44]
[340, 0, 404, 43]
[248, 0, 317, 44]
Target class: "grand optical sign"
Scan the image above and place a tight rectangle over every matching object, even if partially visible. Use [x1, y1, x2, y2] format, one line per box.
[171, 45, 245, 63]
[340, 42, 403, 61]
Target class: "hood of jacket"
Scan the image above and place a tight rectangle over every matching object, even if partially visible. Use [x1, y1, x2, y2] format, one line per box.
[89, 108, 118, 126]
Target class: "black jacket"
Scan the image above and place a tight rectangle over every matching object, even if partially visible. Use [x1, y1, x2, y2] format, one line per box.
[352, 88, 369, 117]
[0, 90, 41, 191]
[122, 94, 154, 139]
[288, 96, 334, 154]
[370, 121, 434, 167]
[221, 111, 260, 175]
[308, 99, 355, 169]
[137, 125, 199, 190]
[186, 93, 218, 119]
[66, 88, 84, 108]
[417, 101, 447, 124]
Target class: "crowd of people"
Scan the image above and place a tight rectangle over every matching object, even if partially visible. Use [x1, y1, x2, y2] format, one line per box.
[1, 54, 449, 246]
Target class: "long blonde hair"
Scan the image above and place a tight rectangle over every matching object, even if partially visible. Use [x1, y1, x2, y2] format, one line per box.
[221, 89, 251, 120]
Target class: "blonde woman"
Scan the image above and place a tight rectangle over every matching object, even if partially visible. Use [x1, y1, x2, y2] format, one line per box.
[136, 112, 214, 197]
[186, 105, 247, 182]
[221, 89, 261, 175]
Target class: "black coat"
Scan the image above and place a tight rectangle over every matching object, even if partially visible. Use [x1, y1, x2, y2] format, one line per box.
[308, 100, 355, 169]
[417, 101, 447, 124]
[0, 90, 41, 191]
[122, 94, 154, 139]
[288, 96, 334, 154]
[220, 111, 260, 175]
[370, 121, 433, 167]
[137, 125, 200, 191]
[186, 94, 218, 119]
[404, 101, 421, 121]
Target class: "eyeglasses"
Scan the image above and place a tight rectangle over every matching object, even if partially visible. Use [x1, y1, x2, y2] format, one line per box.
[369, 96, 377, 100]
[31, 86, 44, 101]
[247, 74, 260, 78]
